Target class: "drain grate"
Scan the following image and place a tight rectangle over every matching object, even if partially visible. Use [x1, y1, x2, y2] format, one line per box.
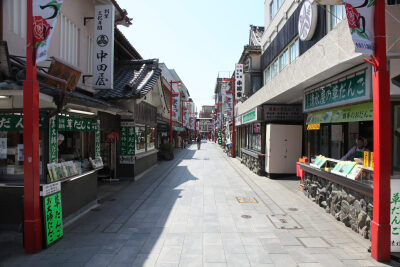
[267, 214, 302, 229]
[236, 196, 258, 203]
[241, 215, 252, 219]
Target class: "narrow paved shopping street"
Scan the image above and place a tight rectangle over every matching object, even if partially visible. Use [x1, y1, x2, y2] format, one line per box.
[0, 141, 394, 267]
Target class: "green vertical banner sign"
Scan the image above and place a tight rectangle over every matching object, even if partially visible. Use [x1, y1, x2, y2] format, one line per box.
[95, 120, 101, 158]
[49, 116, 58, 163]
[43, 191, 63, 246]
[120, 121, 135, 164]
[218, 131, 222, 145]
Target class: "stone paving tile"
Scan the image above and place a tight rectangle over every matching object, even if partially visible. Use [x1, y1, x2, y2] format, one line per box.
[2, 143, 392, 267]
[157, 246, 182, 264]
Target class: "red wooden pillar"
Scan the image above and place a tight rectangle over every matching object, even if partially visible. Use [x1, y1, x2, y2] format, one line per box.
[371, 0, 391, 261]
[23, 0, 43, 253]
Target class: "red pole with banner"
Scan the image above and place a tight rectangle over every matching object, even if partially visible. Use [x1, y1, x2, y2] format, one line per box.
[371, 0, 391, 261]
[24, 0, 43, 253]
[169, 81, 173, 144]
[223, 78, 236, 158]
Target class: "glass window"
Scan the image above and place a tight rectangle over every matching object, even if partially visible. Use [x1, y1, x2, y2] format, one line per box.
[289, 39, 299, 63]
[271, 60, 278, 78]
[330, 5, 346, 30]
[279, 49, 289, 71]
[264, 67, 271, 84]
[270, 0, 277, 20]
[135, 126, 146, 154]
[147, 127, 156, 151]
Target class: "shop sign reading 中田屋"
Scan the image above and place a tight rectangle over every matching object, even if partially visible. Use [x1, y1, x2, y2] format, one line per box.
[304, 70, 370, 112]
[93, 5, 115, 89]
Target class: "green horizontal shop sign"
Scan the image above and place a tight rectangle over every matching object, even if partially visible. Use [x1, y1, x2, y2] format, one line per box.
[242, 109, 257, 124]
[304, 71, 369, 112]
[306, 102, 373, 125]
[57, 115, 99, 132]
[0, 114, 46, 131]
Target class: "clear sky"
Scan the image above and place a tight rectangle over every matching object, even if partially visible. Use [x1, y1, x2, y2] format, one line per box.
[117, 0, 264, 112]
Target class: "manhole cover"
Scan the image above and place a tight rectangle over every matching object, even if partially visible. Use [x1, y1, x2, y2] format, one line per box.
[236, 196, 258, 203]
[241, 215, 252, 219]
[267, 214, 302, 229]
[288, 208, 298, 211]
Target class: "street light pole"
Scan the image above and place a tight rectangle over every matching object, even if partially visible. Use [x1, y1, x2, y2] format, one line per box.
[371, 0, 391, 261]
[223, 78, 236, 158]
[24, 0, 43, 253]
[169, 80, 181, 144]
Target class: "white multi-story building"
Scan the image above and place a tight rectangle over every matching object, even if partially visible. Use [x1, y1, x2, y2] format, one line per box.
[235, 0, 400, 241]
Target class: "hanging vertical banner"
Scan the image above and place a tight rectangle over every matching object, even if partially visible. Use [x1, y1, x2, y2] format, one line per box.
[344, 0, 375, 55]
[33, 0, 63, 63]
[235, 64, 244, 99]
[120, 121, 135, 164]
[172, 92, 180, 121]
[184, 105, 189, 127]
[95, 120, 101, 158]
[49, 116, 58, 164]
[224, 85, 233, 121]
[94, 5, 115, 89]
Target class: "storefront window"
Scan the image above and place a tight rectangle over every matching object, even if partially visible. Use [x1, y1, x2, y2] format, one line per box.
[245, 123, 261, 152]
[135, 126, 146, 154]
[0, 131, 44, 177]
[147, 127, 156, 151]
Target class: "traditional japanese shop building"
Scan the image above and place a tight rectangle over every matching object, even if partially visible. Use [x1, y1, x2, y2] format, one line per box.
[0, 0, 138, 230]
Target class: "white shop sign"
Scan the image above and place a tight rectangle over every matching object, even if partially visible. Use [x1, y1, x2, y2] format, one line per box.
[235, 64, 244, 99]
[298, 0, 318, 41]
[93, 5, 115, 89]
[41, 181, 61, 197]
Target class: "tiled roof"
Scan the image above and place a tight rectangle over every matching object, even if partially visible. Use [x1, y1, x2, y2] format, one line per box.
[96, 59, 162, 99]
[249, 25, 264, 46]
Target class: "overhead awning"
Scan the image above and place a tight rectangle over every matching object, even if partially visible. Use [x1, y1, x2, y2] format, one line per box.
[306, 102, 373, 125]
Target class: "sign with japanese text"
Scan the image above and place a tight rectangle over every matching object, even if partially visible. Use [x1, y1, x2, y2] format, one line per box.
[242, 109, 257, 124]
[0, 114, 45, 131]
[344, 0, 375, 55]
[93, 5, 115, 89]
[222, 82, 233, 121]
[172, 92, 180, 122]
[120, 121, 135, 164]
[306, 102, 373, 125]
[47, 58, 81, 91]
[391, 180, 400, 251]
[43, 192, 63, 247]
[263, 105, 303, 122]
[57, 116, 99, 132]
[49, 116, 58, 163]
[235, 64, 243, 99]
[95, 120, 101, 158]
[304, 71, 370, 112]
[33, 0, 63, 63]
[307, 123, 321, 130]
[42, 181, 61, 197]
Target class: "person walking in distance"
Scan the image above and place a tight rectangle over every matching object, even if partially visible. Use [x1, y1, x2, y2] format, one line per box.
[197, 134, 201, 150]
